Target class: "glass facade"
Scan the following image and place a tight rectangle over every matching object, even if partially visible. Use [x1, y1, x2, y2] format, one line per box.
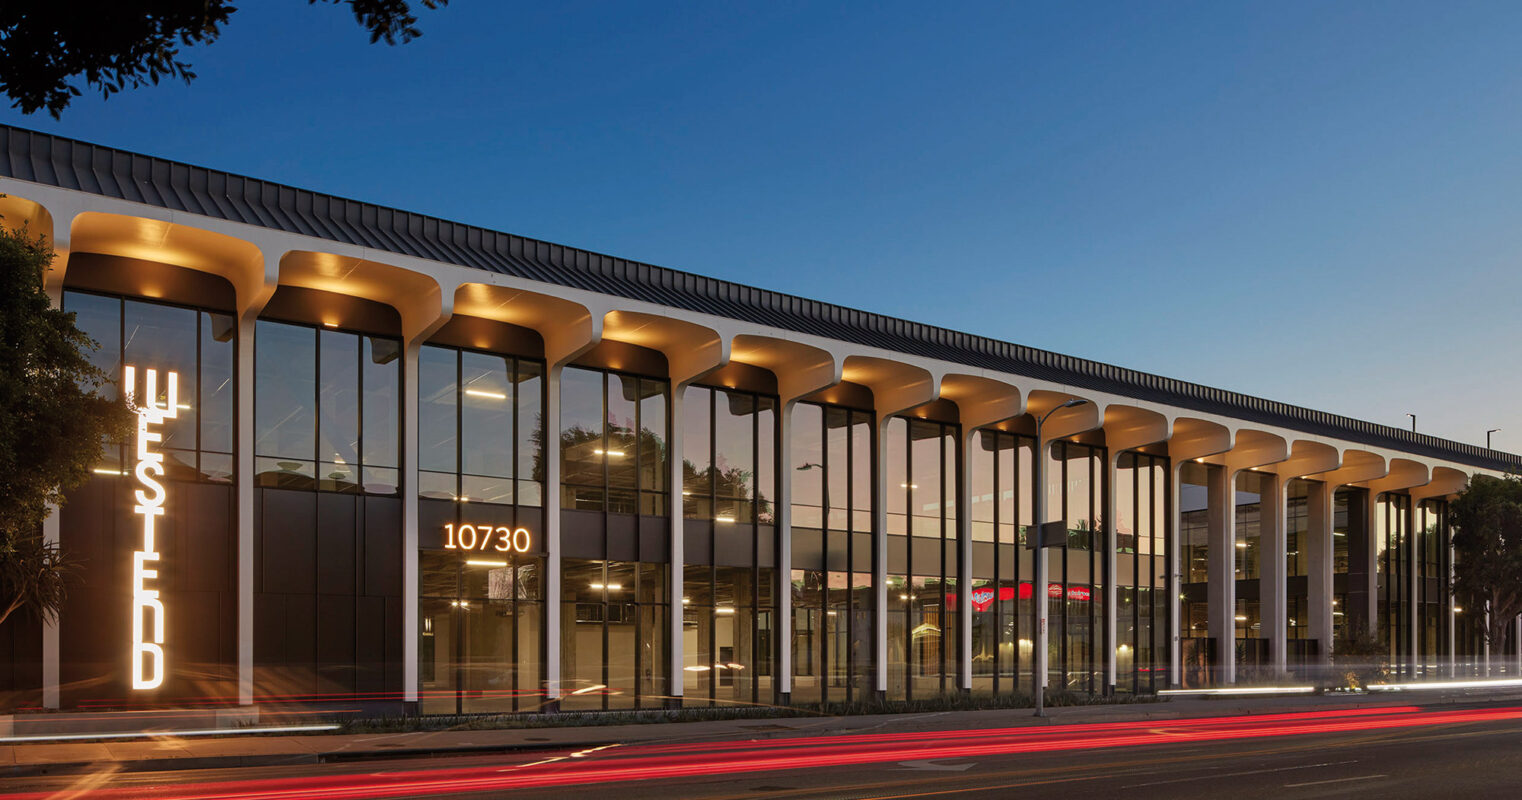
[37, 271, 1486, 710]
[789, 402, 874, 704]
[65, 291, 235, 482]
[1050, 441, 1105, 693]
[255, 320, 401, 494]
[681, 384, 779, 705]
[417, 343, 546, 713]
[966, 430, 1034, 696]
[558, 365, 671, 710]
[561, 559, 669, 709]
[884, 417, 960, 700]
[560, 367, 667, 514]
[419, 345, 544, 506]
[1378, 494, 1449, 676]
[1114, 452, 1169, 692]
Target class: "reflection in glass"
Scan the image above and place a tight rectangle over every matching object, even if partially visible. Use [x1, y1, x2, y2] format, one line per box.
[65, 292, 235, 482]
[255, 320, 398, 493]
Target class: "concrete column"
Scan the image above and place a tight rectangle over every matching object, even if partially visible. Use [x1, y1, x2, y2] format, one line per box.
[776, 401, 796, 701]
[399, 340, 422, 705]
[873, 417, 891, 698]
[1447, 538, 1457, 677]
[42, 503, 59, 709]
[542, 364, 566, 704]
[236, 314, 258, 706]
[37, 213, 77, 710]
[1306, 481, 1334, 666]
[1032, 437, 1052, 700]
[1363, 491, 1381, 641]
[1261, 476, 1288, 676]
[1407, 498, 1420, 676]
[957, 428, 975, 692]
[668, 386, 687, 704]
[1103, 453, 1120, 694]
[1207, 466, 1235, 685]
[1168, 461, 1184, 688]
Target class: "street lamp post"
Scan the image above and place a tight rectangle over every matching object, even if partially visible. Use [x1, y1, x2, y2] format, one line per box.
[1488, 429, 1500, 450]
[1033, 398, 1089, 717]
[1407, 414, 1417, 432]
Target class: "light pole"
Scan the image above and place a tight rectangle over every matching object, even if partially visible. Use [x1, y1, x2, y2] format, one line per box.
[1407, 414, 1417, 432]
[1033, 397, 1089, 717]
[1488, 429, 1500, 450]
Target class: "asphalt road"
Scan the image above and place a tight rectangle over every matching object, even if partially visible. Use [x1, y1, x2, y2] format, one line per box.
[6, 702, 1522, 799]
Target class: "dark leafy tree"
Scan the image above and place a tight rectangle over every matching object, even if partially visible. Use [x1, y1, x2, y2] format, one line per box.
[0, 221, 132, 626]
[1450, 474, 1522, 650]
[0, 1, 448, 118]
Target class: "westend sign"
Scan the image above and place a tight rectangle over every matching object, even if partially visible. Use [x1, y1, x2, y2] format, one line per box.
[124, 365, 177, 691]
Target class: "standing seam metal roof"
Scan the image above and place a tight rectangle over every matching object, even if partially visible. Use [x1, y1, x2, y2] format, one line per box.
[1, 124, 1516, 473]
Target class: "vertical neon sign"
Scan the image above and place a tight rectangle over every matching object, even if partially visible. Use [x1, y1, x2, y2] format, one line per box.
[124, 365, 177, 691]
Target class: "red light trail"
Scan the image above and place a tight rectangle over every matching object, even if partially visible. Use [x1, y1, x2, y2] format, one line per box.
[12, 705, 1521, 800]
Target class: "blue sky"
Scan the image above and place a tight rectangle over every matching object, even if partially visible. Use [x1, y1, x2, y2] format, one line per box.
[7, 1, 1521, 449]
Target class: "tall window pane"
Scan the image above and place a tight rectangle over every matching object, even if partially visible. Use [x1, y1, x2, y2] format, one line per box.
[791, 403, 823, 528]
[418, 346, 458, 476]
[683, 386, 712, 518]
[200, 312, 235, 456]
[756, 398, 775, 524]
[362, 336, 401, 471]
[124, 299, 198, 456]
[517, 360, 544, 504]
[560, 367, 605, 510]
[255, 321, 316, 463]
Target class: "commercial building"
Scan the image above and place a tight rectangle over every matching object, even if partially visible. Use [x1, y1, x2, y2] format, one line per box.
[0, 125, 1516, 714]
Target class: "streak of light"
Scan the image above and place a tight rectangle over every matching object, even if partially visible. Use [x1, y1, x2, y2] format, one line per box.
[1368, 678, 1522, 692]
[17, 705, 1522, 800]
[1158, 686, 1316, 696]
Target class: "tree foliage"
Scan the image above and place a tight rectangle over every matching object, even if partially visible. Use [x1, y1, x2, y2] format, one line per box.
[1449, 474, 1522, 648]
[0, 222, 132, 626]
[0, 1, 448, 118]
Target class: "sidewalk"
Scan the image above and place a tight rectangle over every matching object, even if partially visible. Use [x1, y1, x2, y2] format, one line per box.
[3, 689, 1519, 778]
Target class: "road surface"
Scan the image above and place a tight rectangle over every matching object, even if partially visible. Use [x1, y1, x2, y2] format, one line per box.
[4, 702, 1521, 798]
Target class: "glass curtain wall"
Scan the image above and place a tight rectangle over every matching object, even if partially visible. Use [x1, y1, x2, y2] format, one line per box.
[1416, 500, 1448, 676]
[1047, 441, 1105, 693]
[884, 417, 960, 700]
[681, 384, 778, 706]
[416, 345, 545, 713]
[1332, 488, 1355, 642]
[1114, 452, 1169, 693]
[966, 431, 1034, 697]
[254, 321, 401, 494]
[1179, 461, 1211, 687]
[66, 291, 236, 481]
[560, 367, 667, 515]
[1285, 480, 1312, 662]
[789, 402, 873, 705]
[1379, 493, 1447, 677]
[558, 367, 670, 709]
[1234, 472, 1267, 673]
[1377, 493, 1412, 674]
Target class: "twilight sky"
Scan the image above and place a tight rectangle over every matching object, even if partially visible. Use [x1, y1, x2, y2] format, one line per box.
[7, 1, 1520, 450]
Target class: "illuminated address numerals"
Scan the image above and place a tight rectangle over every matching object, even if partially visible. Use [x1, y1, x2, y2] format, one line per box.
[443, 523, 532, 554]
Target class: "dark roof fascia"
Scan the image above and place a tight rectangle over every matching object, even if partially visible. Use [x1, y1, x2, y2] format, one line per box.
[2, 124, 1515, 474]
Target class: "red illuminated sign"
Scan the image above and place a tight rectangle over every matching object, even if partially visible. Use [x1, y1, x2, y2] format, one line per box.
[950, 583, 1090, 610]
